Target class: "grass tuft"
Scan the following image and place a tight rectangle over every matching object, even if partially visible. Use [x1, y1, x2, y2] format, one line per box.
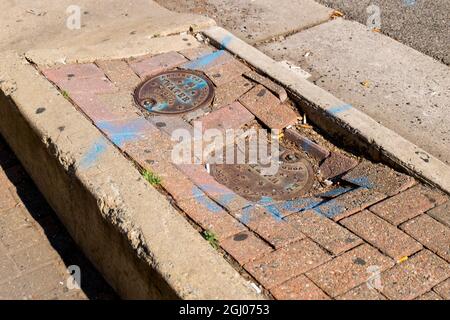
[202, 230, 219, 249]
[142, 170, 161, 186]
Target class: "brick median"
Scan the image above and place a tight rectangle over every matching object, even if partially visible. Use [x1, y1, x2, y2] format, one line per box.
[0, 136, 116, 300]
[40, 43, 450, 300]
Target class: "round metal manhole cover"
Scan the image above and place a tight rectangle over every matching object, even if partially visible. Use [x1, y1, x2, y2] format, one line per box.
[210, 150, 315, 202]
[134, 70, 215, 114]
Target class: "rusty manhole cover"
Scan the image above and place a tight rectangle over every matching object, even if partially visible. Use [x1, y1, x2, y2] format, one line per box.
[210, 150, 315, 201]
[134, 70, 215, 114]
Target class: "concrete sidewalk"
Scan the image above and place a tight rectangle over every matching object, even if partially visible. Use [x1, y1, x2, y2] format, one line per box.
[0, 0, 214, 53]
[0, 136, 116, 299]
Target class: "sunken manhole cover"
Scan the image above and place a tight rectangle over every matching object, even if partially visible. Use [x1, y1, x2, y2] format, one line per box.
[210, 150, 315, 202]
[134, 70, 215, 114]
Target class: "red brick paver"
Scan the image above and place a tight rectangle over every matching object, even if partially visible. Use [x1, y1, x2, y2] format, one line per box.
[434, 278, 450, 299]
[181, 50, 234, 72]
[284, 129, 330, 161]
[130, 51, 187, 78]
[305, 244, 394, 297]
[244, 239, 331, 289]
[243, 70, 288, 103]
[270, 275, 330, 300]
[370, 185, 447, 225]
[342, 161, 416, 196]
[427, 202, 450, 228]
[221, 231, 272, 265]
[96, 60, 141, 90]
[319, 152, 358, 180]
[43, 63, 105, 81]
[205, 60, 250, 86]
[287, 210, 362, 255]
[241, 207, 306, 249]
[198, 101, 254, 132]
[401, 214, 450, 262]
[341, 210, 422, 261]
[239, 85, 299, 130]
[177, 197, 246, 241]
[0, 138, 116, 300]
[313, 187, 386, 221]
[380, 250, 450, 300]
[177, 164, 252, 211]
[416, 291, 443, 300]
[336, 284, 386, 300]
[212, 76, 254, 110]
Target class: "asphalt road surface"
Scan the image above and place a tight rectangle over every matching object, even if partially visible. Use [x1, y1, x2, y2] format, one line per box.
[317, 0, 450, 65]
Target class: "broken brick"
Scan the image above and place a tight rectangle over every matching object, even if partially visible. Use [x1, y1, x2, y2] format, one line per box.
[239, 85, 299, 130]
[319, 152, 358, 180]
[284, 128, 330, 161]
[243, 70, 288, 102]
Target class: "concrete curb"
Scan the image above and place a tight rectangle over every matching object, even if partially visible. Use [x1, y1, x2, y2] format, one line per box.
[26, 34, 203, 67]
[0, 50, 262, 300]
[202, 26, 450, 196]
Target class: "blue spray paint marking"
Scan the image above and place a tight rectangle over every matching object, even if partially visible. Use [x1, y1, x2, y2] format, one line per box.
[263, 204, 284, 221]
[318, 186, 353, 198]
[404, 0, 416, 6]
[183, 50, 226, 70]
[79, 137, 108, 169]
[255, 196, 283, 220]
[149, 102, 169, 112]
[311, 200, 345, 219]
[327, 104, 353, 115]
[182, 35, 233, 70]
[195, 183, 238, 210]
[281, 197, 323, 213]
[240, 205, 254, 225]
[346, 176, 374, 189]
[192, 186, 223, 213]
[182, 77, 208, 91]
[96, 118, 147, 147]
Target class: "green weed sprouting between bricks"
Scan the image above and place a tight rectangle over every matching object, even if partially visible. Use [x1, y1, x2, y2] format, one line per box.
[203, 230, 219, 249]
[141, 169, 162, 186]
[61, 91, 69, 99]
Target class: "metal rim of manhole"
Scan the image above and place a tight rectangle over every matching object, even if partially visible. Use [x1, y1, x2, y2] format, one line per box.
[133, 70, 215, 115]
[210, 150, 315, 202]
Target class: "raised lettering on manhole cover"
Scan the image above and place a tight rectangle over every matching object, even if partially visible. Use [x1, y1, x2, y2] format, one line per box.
[134, 70, 215, 114]
[210, 150, 314, 201]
